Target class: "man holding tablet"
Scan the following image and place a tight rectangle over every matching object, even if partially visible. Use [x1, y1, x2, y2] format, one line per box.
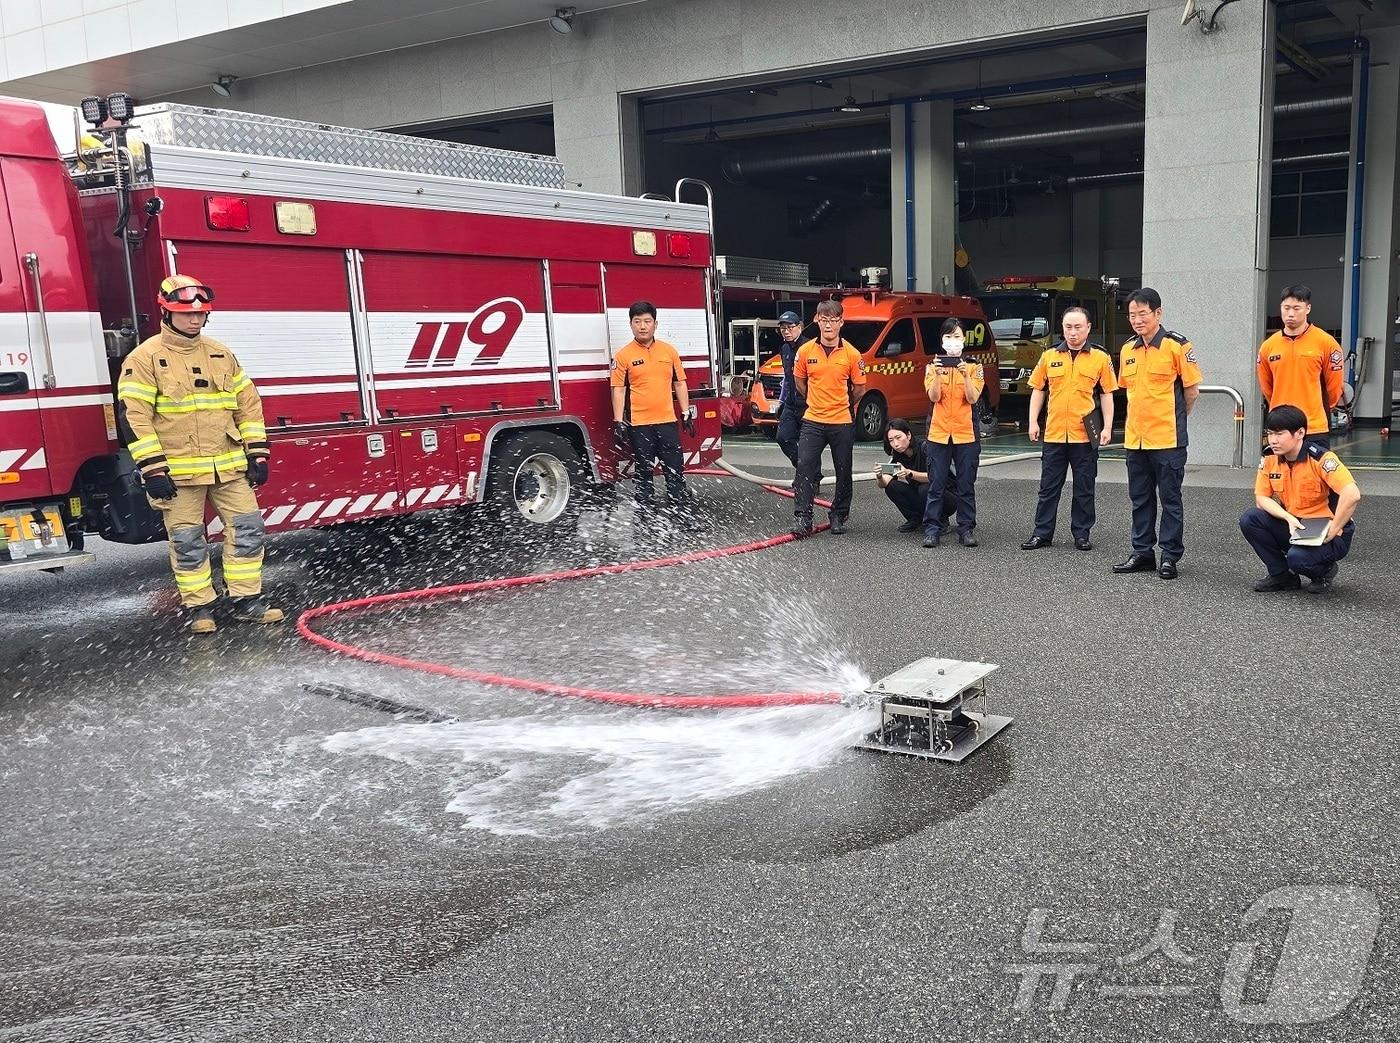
[1240, 404, 1361, 593]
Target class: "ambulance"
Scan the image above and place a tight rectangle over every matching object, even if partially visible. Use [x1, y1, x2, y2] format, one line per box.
[748, 290, 1000, 441]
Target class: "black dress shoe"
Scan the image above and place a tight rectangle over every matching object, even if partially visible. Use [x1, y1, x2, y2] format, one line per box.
[1020, 535, 1051, 550]
[922, 533, 941, 548]
[1253, 572, 1301, 592]
[1112, 554, 1156, 574]
[829, 514, 847, 535]
[898, 520, 920, 533]
[959, 531, 978, 547]
[1074, 538, 1093, 551]
[1159, 560, 1179, 580]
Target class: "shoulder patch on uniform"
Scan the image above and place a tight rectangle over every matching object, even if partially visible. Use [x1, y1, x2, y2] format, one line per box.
[1322, 455, 1340, 473]
[1165, 330, 1188, 342]
[1306, 442, 1325, 458]
[857, 357, 867, 373]
[1184, 347, 1198, 364]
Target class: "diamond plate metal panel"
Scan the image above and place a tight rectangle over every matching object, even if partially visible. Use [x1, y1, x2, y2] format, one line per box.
[134, 104, 564, 189]
[716, 256, 810, 285]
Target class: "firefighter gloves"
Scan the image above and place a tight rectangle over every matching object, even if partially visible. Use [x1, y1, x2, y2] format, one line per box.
[145, 471, 178, 500]
[246, 457, 270, 488]
[682, 405, 698, 438]
[613, 420, 631, 442]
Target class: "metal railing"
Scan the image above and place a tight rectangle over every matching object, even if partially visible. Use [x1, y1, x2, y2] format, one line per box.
[1197, 384, 1247, 469]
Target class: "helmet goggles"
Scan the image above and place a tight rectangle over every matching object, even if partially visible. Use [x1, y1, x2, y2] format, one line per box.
[161, 283, 215, 305]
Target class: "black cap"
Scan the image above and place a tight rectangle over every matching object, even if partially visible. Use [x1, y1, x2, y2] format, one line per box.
[777, 311, 801, 325]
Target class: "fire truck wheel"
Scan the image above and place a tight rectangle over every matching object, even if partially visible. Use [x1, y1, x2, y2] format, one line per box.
[487, 431, 582, 527]
[854, 392, 888, 442]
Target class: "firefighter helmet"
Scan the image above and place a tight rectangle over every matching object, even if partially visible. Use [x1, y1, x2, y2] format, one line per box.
[157, 274, 216, 313]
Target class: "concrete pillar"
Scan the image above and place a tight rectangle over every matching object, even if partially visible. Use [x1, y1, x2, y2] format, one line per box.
[1341, 28, 1399, 425]
[1071, 189, 1102, 276]
[890, 101, 955, 293]
[553, 92, 626, 193]
[1141, 3, 1275, 466]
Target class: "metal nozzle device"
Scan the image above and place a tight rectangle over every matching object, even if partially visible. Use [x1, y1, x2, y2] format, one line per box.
[855, 657, 1012, 762]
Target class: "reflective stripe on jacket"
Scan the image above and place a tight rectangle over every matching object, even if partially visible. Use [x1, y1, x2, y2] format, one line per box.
[117, 328, 269, 487]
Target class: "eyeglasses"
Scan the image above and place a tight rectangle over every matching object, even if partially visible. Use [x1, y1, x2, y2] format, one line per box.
[815, 316, 842, 324]
[161, 283, 215, 304]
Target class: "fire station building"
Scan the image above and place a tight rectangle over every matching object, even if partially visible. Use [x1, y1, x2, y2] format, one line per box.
[2, 0, 1396, 464]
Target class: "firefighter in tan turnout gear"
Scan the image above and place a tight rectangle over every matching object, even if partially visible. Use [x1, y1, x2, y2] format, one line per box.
[117, 275, 283, 633]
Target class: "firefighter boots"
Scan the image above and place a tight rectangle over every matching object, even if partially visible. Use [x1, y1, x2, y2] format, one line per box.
[188, 606, 217, 635]
[231, 596, 285, 624]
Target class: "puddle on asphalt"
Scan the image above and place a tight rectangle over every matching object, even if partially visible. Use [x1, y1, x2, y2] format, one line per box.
[325, 697, 875, 837]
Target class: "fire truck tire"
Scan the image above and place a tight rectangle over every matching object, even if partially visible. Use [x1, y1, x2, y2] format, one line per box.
[486, 431, 583, 527]
[854, 392, 887, 442]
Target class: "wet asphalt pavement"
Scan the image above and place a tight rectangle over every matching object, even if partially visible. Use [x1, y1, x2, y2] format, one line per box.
[2, 445, 1399, 1041]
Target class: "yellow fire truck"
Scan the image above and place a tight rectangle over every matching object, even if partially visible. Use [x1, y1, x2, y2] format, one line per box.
[981, 275, 1135, 399]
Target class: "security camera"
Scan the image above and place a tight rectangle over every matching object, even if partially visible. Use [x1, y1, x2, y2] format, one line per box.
[1182, 0, 1240, 33]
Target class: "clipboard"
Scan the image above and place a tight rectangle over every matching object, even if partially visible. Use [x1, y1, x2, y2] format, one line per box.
[1289, 517, 1332, 547]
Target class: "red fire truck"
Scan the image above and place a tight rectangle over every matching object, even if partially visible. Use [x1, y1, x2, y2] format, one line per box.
[0, 96, 722, 571]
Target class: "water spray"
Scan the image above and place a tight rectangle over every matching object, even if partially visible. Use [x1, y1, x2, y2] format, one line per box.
[300, 466, 1012, 761]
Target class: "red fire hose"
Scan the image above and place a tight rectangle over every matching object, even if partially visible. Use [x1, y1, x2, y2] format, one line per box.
[297, 468, 844, 709]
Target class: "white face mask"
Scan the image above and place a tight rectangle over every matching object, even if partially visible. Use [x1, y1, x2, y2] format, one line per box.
[941, 336, 963, 355]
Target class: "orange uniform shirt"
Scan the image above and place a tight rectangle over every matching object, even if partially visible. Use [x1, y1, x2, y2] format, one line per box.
[610, 339, 684, 425]
[1027, 344, 1118, 443]
[1257, 325, 1344, 436]
[924, 361, 985, 445]
[794, 338, 866, 424]
[1118, 328, 1203, 450]
[1255, 443, 1355, 519]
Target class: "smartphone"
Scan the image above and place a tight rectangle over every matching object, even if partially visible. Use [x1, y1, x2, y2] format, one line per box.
[878, 462, 901, 476]
[939, 353, 963, 366]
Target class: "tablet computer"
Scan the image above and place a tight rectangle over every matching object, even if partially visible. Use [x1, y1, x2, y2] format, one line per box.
[1289, 517, 1331, 546]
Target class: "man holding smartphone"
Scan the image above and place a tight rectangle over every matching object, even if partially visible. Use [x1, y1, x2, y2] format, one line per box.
[922, 317, 983, 548]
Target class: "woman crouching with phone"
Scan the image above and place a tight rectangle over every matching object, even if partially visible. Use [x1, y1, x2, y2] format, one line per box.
[922, 317, 984, 548]
[879, 419, 957, 534]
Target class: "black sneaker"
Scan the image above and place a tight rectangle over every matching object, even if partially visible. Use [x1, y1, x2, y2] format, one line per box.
[790, 519, 813, 538]
[1252, 572, 1301, 593]
[922, 533, 941, 548]
[829, 514, 847, 535]
[1310, 561, 1338, 593]
[898, 520, 920, 533]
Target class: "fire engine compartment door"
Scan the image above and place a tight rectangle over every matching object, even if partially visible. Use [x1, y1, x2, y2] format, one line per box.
[170, 242, 363, 430]
[361, 253, 556, 422]
[603, 264, 714, 394]
[395, 425, 467, 511]
[547, 259, 608, 418]
[0, 163, 53, 499]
